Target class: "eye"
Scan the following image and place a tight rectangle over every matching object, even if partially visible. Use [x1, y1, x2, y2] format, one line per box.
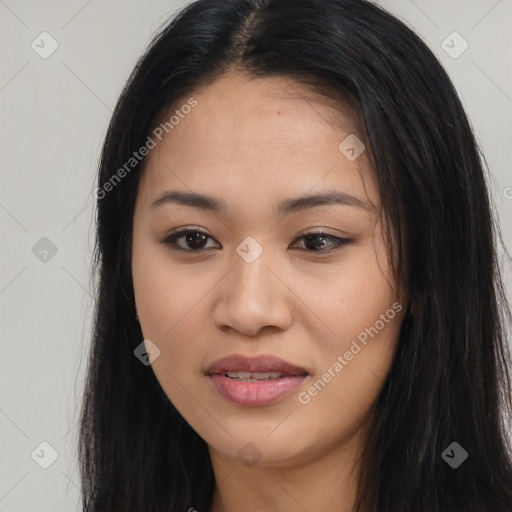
[161, 228, 219, 251]
[161, 228, 352, 253]
[291, 231, 353, 253]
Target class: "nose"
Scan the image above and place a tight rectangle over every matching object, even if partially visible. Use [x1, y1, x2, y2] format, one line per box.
[213, 244, 293, 337]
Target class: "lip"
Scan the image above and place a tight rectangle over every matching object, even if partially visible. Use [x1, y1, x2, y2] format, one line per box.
[206, 354, 308, 376]
[206, 354, 309, 407]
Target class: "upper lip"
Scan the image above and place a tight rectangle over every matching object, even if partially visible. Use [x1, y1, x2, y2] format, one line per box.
[206, 354, 308, 376]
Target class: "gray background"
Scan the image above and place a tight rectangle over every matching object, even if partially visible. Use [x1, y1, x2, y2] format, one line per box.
[1, 0, 511, 510]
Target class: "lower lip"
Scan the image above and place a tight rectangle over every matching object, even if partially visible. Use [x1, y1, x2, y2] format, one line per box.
[209, 374, 307, 406]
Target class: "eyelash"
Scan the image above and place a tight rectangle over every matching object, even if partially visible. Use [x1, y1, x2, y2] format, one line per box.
[161, 228, 353, 254]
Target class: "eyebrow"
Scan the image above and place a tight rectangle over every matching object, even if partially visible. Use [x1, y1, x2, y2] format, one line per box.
[150, 189, 375, 215]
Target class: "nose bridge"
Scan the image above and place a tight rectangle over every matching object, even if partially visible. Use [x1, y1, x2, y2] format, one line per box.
[214, 235, 291, 335]
[230, 235, 276, 303]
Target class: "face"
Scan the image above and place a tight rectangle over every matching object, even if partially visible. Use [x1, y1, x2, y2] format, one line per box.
[132, 72, 405, 470]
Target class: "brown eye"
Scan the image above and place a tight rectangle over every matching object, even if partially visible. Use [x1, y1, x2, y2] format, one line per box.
[291, 232, 352, 253]
[162, 229, 219, 251]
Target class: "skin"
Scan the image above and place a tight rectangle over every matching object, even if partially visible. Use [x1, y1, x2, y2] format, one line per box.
[131, 71, 406, 512]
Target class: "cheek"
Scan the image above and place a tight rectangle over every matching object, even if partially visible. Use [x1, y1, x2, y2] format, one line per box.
[294, 310, 402, 450]
[292, 242, 402, 425]
[291, 235, 399, 342]
[132, 231, 204, 335]
[131, 239, 213, 396]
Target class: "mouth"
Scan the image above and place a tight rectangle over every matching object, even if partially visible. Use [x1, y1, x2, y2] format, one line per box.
[206, 353, 308, 378]
[205, 354, 309, 406]
[218, 370, 299, 381]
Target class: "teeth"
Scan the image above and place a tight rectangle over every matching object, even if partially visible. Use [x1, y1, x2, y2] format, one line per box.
[224, 371, 284, 381]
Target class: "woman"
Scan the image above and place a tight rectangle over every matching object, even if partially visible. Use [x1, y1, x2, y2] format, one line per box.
[79, 0, 512, 510]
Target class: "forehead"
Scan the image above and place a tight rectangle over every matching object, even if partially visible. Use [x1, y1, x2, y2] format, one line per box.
[139, 72, 379, 214]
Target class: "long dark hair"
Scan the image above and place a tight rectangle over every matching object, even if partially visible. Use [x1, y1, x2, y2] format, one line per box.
[78, 0, 512, 510]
